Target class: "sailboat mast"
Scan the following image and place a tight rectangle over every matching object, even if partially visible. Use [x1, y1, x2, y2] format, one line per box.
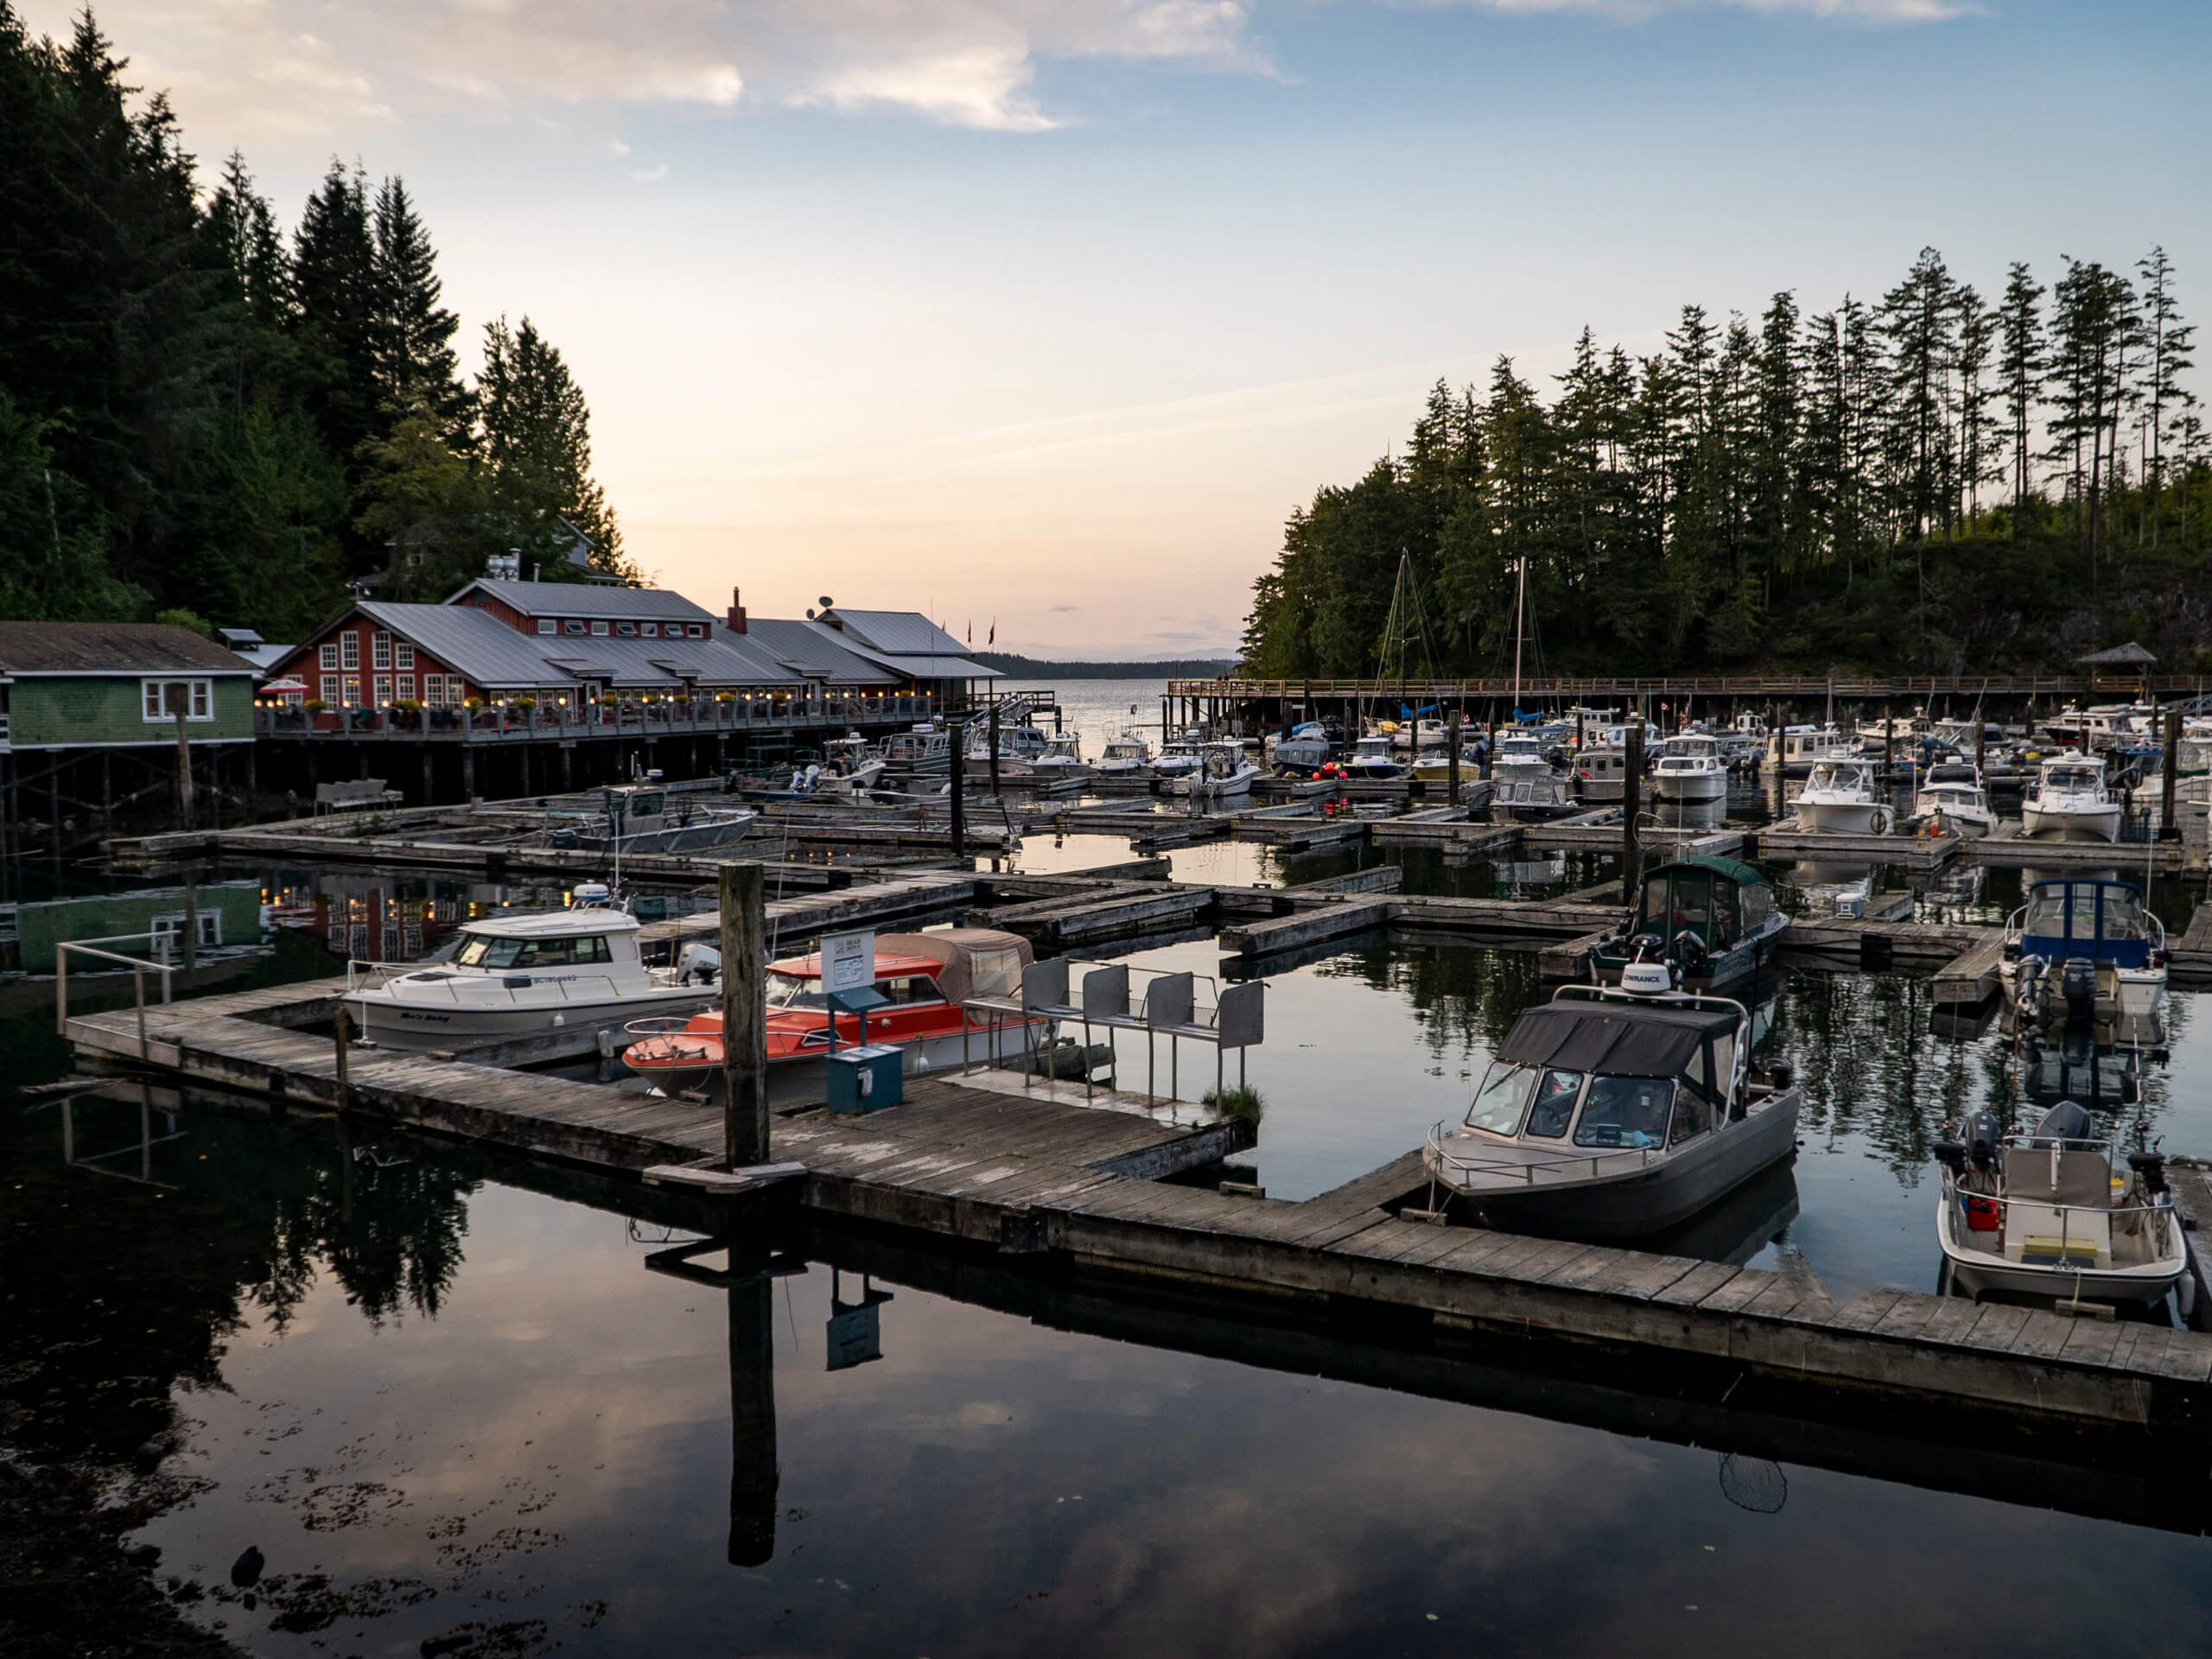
[1511, 556, 1527, 718]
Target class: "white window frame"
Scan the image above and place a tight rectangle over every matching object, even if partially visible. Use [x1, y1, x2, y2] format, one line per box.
[395, 640, 416, 671]
[343, 675, 361, 707]
[616, 621, 637, 637]
[641, 621, 659, 638]
[394, 672, 415, 702]
[374, 674, 394, 706]
[372, 631, 392, 670]
[320, 643, 340, 671]
[563, 620, 586, 636]
[537, 618, 556, 635]
[591, 620, 609, 636]
[340, 632, 359, 669]
[142, 678, 213, 722]
[687, 624, 706, 639]
[150, 910, 222, 960]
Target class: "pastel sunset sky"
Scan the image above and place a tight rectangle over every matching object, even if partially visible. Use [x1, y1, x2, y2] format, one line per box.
[32, 0, 2208, 656]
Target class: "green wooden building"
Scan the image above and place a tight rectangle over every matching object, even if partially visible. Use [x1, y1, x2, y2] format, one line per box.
[0, 622, 258, 834]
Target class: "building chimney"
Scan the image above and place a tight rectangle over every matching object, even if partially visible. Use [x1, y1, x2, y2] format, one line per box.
[727, 586, 747, 632]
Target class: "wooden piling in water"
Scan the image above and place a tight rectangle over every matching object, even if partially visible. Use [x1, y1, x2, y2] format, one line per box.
[720, 861, 769, 1168]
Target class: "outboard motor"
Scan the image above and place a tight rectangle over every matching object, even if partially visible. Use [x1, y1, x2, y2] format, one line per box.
[2126, 1147, 2170, 1196]
[2031, 1099, 2095, 1145]
[2059, 957, 2096, 1027]
[1672, 930, 1709, 977]
[677, 942, 722, 984]
[1932, 1135, 1967, 1178]
[1962, 1110, 2002, 1173]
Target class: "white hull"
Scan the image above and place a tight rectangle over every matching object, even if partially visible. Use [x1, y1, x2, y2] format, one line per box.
[1794, 799, 1890, 835]
[348, 982, 715, 1051]
[2022, 801, 2121, 841]
[1651, 770, 1726, 802]
[1916, 802, 1997, 837]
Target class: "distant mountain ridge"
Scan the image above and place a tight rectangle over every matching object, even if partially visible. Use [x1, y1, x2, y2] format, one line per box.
[974, 652, 1236, 679]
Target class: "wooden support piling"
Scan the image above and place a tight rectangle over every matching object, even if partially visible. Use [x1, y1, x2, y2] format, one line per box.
[720, 861, 769, 1168]
[1621, 726, 1643, 905]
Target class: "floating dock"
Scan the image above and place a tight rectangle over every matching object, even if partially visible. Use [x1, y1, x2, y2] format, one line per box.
[61, 973, 2212, 1440]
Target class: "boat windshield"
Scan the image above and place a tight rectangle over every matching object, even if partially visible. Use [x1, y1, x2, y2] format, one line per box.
[766, 970, 828, 1009]
[1573, 1076, 1675, 1150]
[2045, 765, 2101, 791]
[1465, 1063, 1535, 1134]
[455, 931, 614, 969]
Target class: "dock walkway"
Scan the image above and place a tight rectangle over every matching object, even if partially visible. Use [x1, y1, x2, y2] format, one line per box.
[65, 976, 2212, 1434]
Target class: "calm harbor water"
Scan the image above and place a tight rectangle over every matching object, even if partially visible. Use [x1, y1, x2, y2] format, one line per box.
[9, 838, 2212, 1654]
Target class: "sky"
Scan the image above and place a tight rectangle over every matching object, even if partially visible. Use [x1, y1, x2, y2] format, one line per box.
[25, 0, 2211, 658]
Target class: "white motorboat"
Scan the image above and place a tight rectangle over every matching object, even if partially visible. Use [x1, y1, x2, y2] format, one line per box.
[2044, 703, 2153, 753]
[1424, 976, 1802, 1240]
[1933, 1103, 2189, 1312]
[1791, 758, 1893, 834]
[2022, 754, 2122, 842]
[1999, 876, 2168, 1029]
[817, 734, 889, 793]
[556, 784, 757, 853]
[1029, 734, 1095, 781]
[1169, 741, 1261, 798]
[1153, 738, 1204, 779]
[1650, 734, 1727, 803]
[1340, 734, 1407, 779]
[1096, 730, 1157, 775]
[1490, 732, 1560, 780]
[1409, 743, 1484, 785]
[1574, 742, 1634, 803]
[1913, 762, 1998, 837]
[341, 890, 719, 1052]
[1491, 772, 1580, 821]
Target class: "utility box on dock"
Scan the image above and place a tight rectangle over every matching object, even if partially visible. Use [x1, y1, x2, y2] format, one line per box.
[827, 1044, 904, 1114]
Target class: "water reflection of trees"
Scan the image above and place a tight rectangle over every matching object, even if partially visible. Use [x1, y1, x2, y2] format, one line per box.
[0, 1095, 476, 1467]
[1316, 943, 1544, 1065]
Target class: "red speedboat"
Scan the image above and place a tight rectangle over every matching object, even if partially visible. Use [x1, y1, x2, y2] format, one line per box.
[621, 927, 1053, 1088]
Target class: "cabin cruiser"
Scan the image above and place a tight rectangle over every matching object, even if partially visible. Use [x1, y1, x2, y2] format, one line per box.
[1792, 758, 1893, 835]
[1933, 1103, 2188, 1312]
[1777, 725, 1856, 777]
[1491, 772, 1580, 821]
[1491, 731, 1565, 779]
[885, 723, 952, 775]
[1169, 741, 1261, 798]
[1423, 977, 1802, 1239]
[342, 889, 719, 1052]
[2044, 703, 2153, 753]
[1096, 730, 1157, 776]
[1650, 734, 1727, 803]
[1913, 762, 1998, 838]
[622, 928, 1051, 1087]
[2000, 876, 2168, 1030]
[1409, 742, 1486, 785]
[1153, 737, 1205, 779]
[1574, 743, 1635, 803]
[2023, 753, 2121, 842]
[1271, 721, 1332, 773]
[1340, 734, 1408, 780]
[1587, 856, 1786, 993]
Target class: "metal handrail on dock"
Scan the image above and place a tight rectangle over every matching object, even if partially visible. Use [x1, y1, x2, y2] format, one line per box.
[54, 932, 183, 1060]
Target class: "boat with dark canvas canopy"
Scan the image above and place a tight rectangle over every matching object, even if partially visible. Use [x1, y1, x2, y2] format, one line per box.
[1423, 981, 1802, 1238]
[1586, 855, 1785, 993]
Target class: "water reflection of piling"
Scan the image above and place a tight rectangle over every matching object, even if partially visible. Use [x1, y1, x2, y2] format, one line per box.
[727, 1243, 779, 1568]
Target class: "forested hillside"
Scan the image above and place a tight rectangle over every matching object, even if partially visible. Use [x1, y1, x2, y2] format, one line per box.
[1242, 249, 2209, 679]
[0, 5, 632, 638]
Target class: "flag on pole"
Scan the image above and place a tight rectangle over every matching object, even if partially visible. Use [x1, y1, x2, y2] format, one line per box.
[966, 621, 972, 644]
[988, 619, 995, 645]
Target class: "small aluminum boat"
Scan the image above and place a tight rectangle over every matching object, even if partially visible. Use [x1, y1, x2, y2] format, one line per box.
[1423, 974, 1802, 1239]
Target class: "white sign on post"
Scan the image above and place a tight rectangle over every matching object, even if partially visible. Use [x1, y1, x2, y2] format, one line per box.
[821, 929, 876, 997]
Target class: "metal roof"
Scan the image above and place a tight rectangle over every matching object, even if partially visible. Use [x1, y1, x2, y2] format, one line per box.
[816, 607, 969, 657]
[354, 603, 565, 686]
[2077, 640, 2158, 665]
[740, 619, 899, 684]
[0, 622, 258, 676]
[712, 623, 829, 684]
[836, 644, 1003, 681]
[448, 579, 715, 623]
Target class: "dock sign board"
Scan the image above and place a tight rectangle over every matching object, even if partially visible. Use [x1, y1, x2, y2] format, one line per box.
[821, 929, 876, 996]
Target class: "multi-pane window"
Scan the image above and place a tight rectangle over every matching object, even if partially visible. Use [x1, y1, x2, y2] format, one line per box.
[537, 619, 556, 634]
[340, 632, 359, 669]
[343, 676, 361, 706]
[372, 632, 392, 670]
[141, 679, 213, 721]
[374, 674, 394, 706]
[394, 673, 415, 702]
[321, 675, 340, 704]
[320, 643, 340, 671]
[591, 620, 609, 636]
[395, 641, 415, 671]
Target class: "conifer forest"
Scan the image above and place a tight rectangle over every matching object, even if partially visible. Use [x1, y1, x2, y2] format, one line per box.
[0, 5, 634, 638]
[1242, 250, 2209, 679]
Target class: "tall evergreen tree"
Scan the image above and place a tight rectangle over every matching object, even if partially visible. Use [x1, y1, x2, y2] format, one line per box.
[370, 176, 467, 441]
[477, 315, 633, 581]
[1996, 262, 2044, 529]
